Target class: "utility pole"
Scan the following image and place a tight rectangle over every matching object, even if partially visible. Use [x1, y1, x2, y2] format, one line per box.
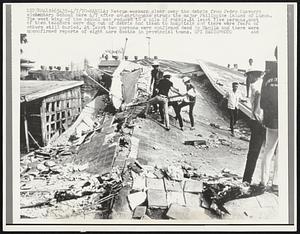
[122, 38, 128, 60]
[146, 36, 151, 58]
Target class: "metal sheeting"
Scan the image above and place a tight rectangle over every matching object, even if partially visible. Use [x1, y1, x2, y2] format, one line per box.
[197, 59, 252, 118]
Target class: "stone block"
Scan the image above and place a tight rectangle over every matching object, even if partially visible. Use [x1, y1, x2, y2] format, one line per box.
[146, 178, 165, 191]
[147, 189, 168, 208]
[183, 180, 203, 193]
[132, 206, 147, 219]
[166, 191, 185, 206]
[166, 203, 211, 220]
[164, 179, 183, 192]
[184, 192, 200, 207]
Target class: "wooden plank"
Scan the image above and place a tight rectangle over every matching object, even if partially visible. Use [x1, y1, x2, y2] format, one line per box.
[40, 99, 47, 146]
[23, 103, 30, 152]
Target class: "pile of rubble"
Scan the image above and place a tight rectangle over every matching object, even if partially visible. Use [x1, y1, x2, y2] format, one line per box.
[122, 160, 261, 220]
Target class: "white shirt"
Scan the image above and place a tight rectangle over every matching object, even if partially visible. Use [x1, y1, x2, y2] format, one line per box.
[250, 78, 263, 120]
[247, 64, 253, 72]
[225, 90, 241, 110]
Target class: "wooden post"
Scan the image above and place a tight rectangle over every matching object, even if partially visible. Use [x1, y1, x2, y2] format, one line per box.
[23, 103, 30, 153]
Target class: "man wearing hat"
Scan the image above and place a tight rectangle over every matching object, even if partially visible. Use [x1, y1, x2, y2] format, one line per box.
[172, 76, 197, 131]
[150, 60, 163, 112]
[144, 71, 180, 130]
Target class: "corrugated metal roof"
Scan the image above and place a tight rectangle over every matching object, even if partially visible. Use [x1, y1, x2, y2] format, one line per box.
[20, 80, 84, 103]
[197, 59, 252, 118]
[132, 58, 202, 74]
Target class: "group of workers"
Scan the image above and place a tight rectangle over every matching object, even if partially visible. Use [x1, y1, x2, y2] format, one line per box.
[141, 49, 278, 192]
[223, 48, 278, 192]
[142, 61, 196, 131]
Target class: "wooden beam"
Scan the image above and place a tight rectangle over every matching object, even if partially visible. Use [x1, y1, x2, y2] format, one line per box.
[23, 103, 30, 153]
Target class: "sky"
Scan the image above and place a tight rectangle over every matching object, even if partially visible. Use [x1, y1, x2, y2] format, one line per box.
[19, 4, 283, 71]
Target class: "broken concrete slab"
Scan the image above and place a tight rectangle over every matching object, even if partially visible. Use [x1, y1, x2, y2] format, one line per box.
[166, 203, 211, 220]
[127, 191, 147, 211]
[44, 160, 56, 167]
[183, 180, 203, 193]
[132, 176, 146, 191]
[166, 191, 185, 206]
[184, 192, 200, 207]
[164, 179, 183, 192]
[256, 192, 279, 208]
[147, 189, 168, 208]
[146, 178, 165, 191]
[132, 206, 147, 219]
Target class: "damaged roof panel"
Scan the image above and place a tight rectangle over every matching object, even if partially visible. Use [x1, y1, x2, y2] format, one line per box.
[197, 59, 252, 118]
[20, 80, 84, 103]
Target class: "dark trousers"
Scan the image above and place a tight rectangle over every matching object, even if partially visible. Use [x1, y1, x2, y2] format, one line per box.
[228, 108, 238, 133]
[151, 84, 158, 111]
[172, 101, 195, 128]
[242, 120, 266, 183]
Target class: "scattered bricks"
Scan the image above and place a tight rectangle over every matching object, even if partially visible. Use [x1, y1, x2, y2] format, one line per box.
[184, 180, 203, 193]
[166, 203, 210, 220]
[132, 206, 147, 219]
[147, 189, 168, 208]
[132, 176, 146, 191]
[146, 178, 165, 191]
[184, 140, 206, 146]
[164, 179, 183, 192]
[184, 192, 200, 207]
[127, 191, 147, 211]
[166, 191, 185, 206]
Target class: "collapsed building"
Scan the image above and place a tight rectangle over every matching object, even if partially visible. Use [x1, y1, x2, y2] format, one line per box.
[19, 58, 278, 220]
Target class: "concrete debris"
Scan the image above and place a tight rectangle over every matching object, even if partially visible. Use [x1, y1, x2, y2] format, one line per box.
[127, 191, 147, 210]
[44, 160, 56, 167]
[166, 191, 186, 206]
[184, 180, 203, 193]
[131, 174, 146, 191]
[164, 179, 183, 192]
[165, 166, 184, 181]
[132, 206, 147, 219]
[166, 203, 211, 220]
[36, 163, 50, 173]
[184, 192, 201, 207]
[146, 178, 165, 191]
[147, 189, 168, 208]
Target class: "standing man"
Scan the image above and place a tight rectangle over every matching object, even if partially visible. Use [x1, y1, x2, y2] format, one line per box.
[245, 58, 254, 98]
[150, 60, 163, 112]
[224, 82, 243, 136]
[259, 47, 278, 191]
[242, 71, 265, 184]
[172, 76, 197, 131]
[144, 72, 180, 130]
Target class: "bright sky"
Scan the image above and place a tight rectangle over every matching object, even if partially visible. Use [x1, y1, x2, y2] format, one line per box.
[19, 3, 284, 70]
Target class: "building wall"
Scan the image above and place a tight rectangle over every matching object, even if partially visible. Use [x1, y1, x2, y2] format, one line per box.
[20, 86, 83, 150]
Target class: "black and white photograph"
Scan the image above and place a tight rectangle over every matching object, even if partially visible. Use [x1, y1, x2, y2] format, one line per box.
[3, 2, 297, 232]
